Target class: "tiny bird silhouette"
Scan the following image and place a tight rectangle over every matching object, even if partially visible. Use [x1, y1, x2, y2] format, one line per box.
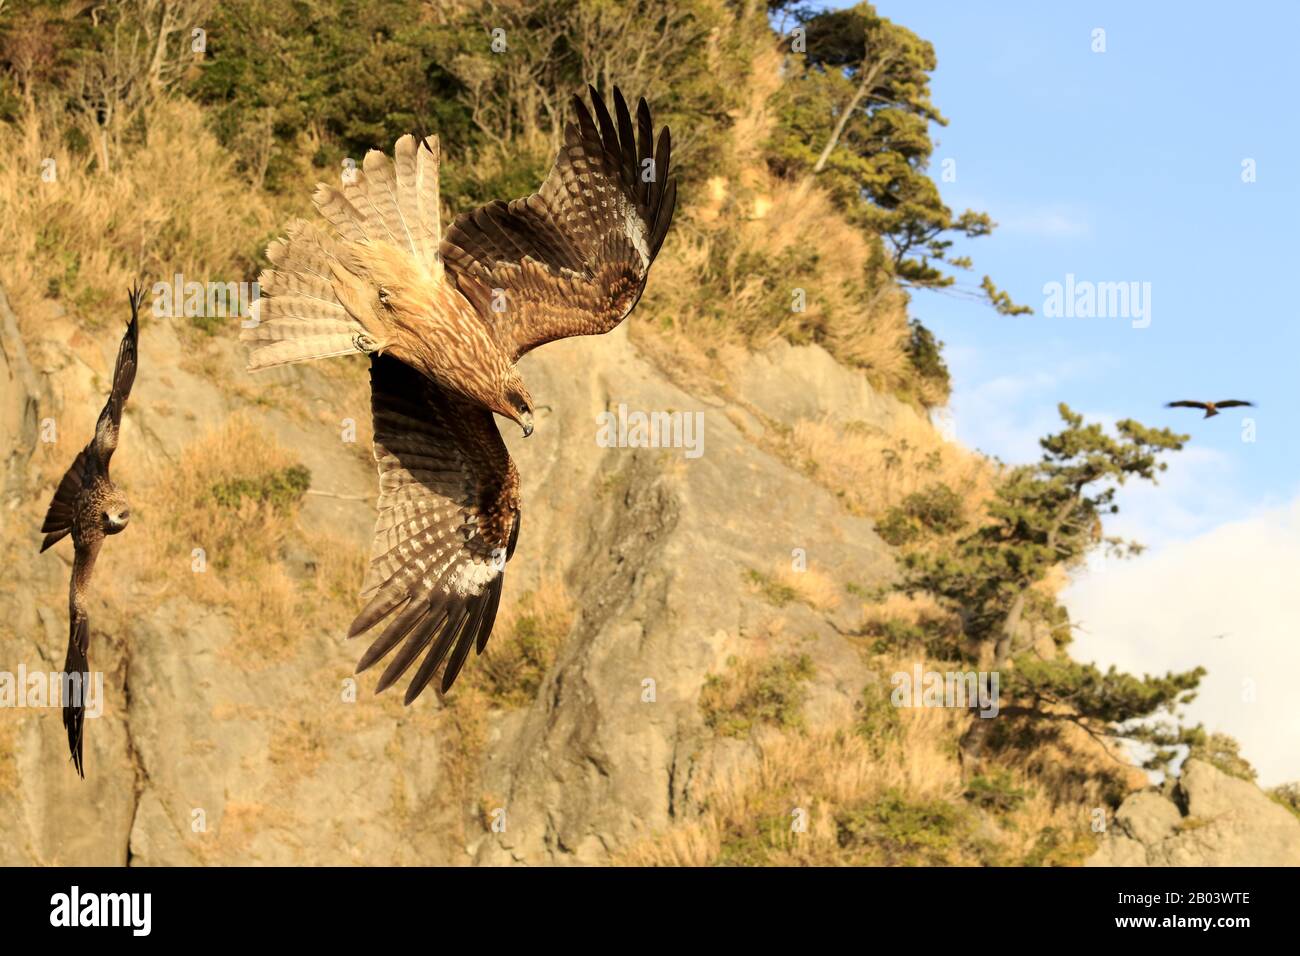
[39, 282, 142, 776]
[1165, 399, 1254, 419]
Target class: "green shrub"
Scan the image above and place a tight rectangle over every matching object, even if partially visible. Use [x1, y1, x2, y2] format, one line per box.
[744, 569, 798, 607]
[835, 789, 976, 865]
[905, 319, 951, 402]
[210, 464, 311, 511]
[1188, 731, 1257, 782]
[700, 653, 816, 738]
[876, 483, 965, 546]
[1268, 783, 1300, 824]
[855, 679, 902, 750]
[963, 771, 1028, 814]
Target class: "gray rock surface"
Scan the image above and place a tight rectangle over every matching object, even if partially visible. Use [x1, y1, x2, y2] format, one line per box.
[734, 337, 917, 432]
[1088, 760, 1300, 866]
[0, 303, 891, 865]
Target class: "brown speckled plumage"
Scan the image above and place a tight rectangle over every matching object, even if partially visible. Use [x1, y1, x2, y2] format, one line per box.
[242, 86, 676, 700]
[40, 284, 141, 776]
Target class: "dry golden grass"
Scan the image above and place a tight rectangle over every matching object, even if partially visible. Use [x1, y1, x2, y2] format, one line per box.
[118, 413, 364, 663]
[617, 626, 1127, 867]
[855, 591, 968, 659]
[267, 715, 330, 776]
[628, 35, 933, 409]
[782, 412, 998, 522]
[0, 99, 275, 335]
[621, 682, 1103, 866]
[776, 566, 841, 611]
[859, 591, 950, 634]
[633, 172, 919, 404]
[617, 701, 965, 866]
[745, 564, 841, 612]
[462, 575, 574, 708]
[303, 529, 369, 610]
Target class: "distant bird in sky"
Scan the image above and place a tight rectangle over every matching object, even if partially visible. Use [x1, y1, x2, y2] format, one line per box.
[40, 283, 142, 777]
[1165, 399, 1254, 419]
[242, 86, 676, 701]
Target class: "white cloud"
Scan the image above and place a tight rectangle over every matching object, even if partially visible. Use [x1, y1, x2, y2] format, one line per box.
[1087, 444, 1243, 550]
[943, 349, 1118, 464]
[1064, 496, 1300, 787]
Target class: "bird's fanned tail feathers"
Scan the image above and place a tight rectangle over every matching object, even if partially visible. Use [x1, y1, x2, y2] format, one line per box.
[313, 134, 443, 265]
[240, 220, 372, 370]
[241, 134, 445, 372]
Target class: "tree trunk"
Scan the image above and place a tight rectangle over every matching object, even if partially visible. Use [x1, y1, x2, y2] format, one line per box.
[991, 590, 1025, 671]
[960, 590, 1024, 769]
[806, 53, 891, 175]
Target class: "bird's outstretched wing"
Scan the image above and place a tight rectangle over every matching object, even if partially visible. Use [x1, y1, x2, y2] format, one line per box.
[92, 283, 142, 469]
[440, 85, 677, 361]
[348, 355, 521, 700]
[39, 285, 140, 553]
[1213, 400, 1254, 409]
[1165, 401, 1209, 409]
[39, 447, 94, 553]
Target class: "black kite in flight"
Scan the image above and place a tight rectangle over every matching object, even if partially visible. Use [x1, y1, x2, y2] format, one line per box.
[1165, 400, 1254, 418]
[241, 86, 676, 701]
[40, 283, 141, 776]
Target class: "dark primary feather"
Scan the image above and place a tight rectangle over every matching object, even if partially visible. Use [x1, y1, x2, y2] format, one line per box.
[440, 85, 677, 361]
[93, 283, 142, 468]
[348, 356, 520, 700]
[41, 285, 140, 553]
[39, 446, 92, 552]
[1165, 399, 1254, 411]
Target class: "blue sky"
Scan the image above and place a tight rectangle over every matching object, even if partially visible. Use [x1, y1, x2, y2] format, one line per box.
[818, 1, 1300, 782]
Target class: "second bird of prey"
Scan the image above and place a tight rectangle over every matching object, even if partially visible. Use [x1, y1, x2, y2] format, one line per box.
[39, 284, 142, 776]
[241, 86, 676, 701]
[1165, 399, 1254, 419]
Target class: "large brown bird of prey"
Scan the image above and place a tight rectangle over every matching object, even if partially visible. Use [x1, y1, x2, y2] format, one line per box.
[241, 86, 676, 701]
[40, 283, 142, 776]
[1165, 399, 1255, 418]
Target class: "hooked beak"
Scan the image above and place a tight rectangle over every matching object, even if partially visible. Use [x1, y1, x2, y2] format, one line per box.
[520, 411, 534, 438]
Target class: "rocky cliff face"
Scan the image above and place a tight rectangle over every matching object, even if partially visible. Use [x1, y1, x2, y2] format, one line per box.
[3, 296, 1298, 866]
[1087, 760, 1300, 866]
[0, 295, 906, 865]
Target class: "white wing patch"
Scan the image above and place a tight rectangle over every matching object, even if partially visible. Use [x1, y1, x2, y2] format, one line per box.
[447, 554, 499, 596]
[620, 195, 650, 268]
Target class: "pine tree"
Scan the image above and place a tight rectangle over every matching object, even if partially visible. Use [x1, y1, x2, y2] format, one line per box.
[900, 405, 1204, 767]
